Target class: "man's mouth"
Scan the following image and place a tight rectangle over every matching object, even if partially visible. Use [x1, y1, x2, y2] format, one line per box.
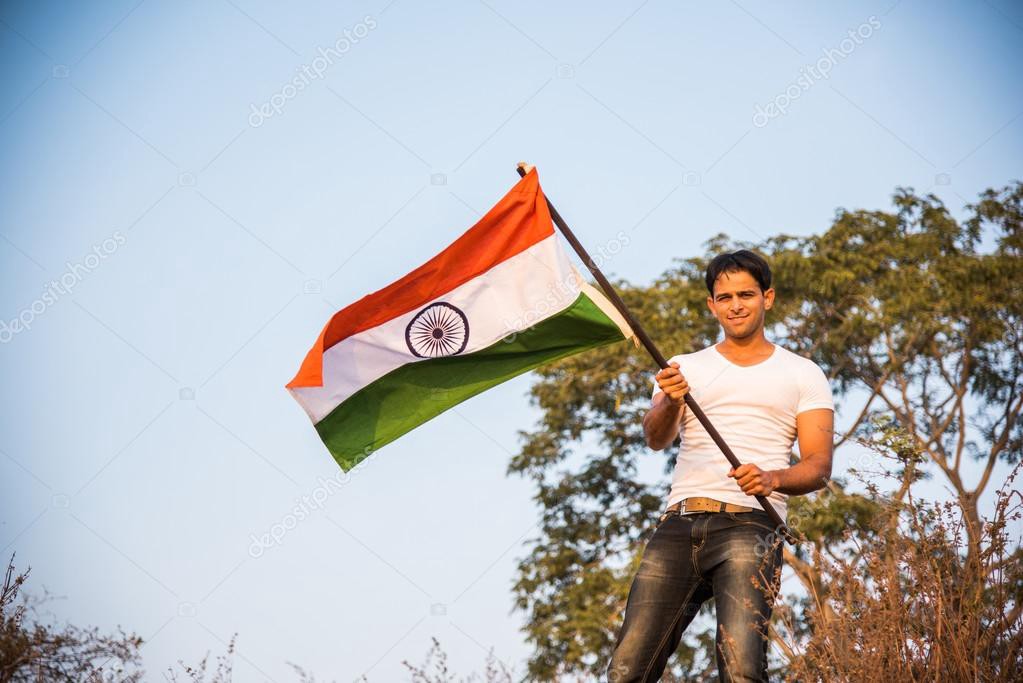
[728, 315, 748, 320]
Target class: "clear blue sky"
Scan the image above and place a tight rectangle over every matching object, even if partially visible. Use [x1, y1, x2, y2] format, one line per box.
[1, 0, 1020, 680]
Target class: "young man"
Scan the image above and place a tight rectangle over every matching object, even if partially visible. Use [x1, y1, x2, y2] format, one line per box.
[606, 250, 835, 682]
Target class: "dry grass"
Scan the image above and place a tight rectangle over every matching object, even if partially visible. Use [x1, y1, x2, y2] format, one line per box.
[772, 460, 1023, 682]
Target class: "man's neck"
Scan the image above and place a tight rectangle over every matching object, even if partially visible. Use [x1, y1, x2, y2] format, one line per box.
[716, 331, 773, 362]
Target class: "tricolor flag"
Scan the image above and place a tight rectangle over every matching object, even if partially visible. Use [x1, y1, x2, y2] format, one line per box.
[286, 169, 637, 471]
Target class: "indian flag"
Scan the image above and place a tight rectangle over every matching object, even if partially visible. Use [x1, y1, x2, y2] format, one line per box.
[286, 169, 636, 471]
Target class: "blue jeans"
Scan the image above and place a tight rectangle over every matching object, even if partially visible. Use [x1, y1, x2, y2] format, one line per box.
[606, 509, 783, 682]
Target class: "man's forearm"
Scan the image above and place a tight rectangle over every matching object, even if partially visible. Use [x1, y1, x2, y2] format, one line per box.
[769, 456, 831, 495]
[643, 398, 685, 450]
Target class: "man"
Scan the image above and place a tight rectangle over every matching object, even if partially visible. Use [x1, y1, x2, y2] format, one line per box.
[606, 249, 835, 682]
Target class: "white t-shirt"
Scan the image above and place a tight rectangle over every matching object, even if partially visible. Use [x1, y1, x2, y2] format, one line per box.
[651, 342, 834, 520]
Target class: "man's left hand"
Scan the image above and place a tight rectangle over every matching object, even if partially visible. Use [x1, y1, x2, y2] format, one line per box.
[728, 464, 779, 496]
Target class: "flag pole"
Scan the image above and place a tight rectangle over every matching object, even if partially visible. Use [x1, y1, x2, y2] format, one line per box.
[516, 163, 795, 544]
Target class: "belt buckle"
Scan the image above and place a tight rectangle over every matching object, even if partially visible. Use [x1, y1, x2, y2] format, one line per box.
[660, 502, 684, 522]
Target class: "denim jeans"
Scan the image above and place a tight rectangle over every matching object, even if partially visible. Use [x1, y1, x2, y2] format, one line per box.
[606, 509, 783, 682]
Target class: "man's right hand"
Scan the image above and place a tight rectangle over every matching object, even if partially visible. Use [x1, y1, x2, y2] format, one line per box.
[644, 362, 689, 449]
[656, 362, 690, 405]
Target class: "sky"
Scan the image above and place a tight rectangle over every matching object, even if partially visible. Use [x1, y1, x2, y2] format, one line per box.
[1, 0, 1021, 680]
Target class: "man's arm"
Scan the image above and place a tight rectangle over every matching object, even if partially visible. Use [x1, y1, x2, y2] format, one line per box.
[728, 408, 834, 496]
[643, 362, 688, 450]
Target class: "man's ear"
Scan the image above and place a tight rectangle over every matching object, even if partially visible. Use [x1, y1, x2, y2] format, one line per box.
[706, 295, 715, 314]
[763, 287, 775, 310]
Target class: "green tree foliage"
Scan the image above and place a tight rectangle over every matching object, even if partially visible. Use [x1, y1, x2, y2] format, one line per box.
[508, 182, 1023, 680]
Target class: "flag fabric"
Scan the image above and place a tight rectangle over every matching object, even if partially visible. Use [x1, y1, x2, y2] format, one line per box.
[286, 169, 637, 471]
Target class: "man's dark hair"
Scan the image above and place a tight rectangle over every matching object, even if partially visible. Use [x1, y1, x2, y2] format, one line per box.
[704, 250, 772, 295]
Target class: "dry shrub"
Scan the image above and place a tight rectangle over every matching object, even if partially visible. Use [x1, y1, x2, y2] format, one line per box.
[401, 637, 514, 683]
[0, 555, 143, 682]
[165, 634, 237, 682]
[774, 458, 1023, 682]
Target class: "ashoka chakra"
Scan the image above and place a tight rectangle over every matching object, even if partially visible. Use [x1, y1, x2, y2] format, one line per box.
[405, 302, 469, 358]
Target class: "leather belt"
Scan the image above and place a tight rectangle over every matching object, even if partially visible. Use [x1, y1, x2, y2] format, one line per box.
[666, 496, 753, 515]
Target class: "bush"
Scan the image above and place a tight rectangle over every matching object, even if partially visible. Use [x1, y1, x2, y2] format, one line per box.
[773, 455, 1023, 681]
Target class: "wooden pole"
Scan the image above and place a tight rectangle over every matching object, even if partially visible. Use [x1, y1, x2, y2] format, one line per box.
[516, 164, 795, 544]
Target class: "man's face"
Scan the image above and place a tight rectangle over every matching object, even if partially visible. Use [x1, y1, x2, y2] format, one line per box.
[706, 269, 774, 340]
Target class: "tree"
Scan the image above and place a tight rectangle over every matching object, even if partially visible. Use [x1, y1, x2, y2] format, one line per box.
[772, 181, 1023, 564]
[507, 181, 1023, 680]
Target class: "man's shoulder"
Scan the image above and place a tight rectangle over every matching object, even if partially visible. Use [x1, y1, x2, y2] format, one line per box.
[771, 346, 833, 400]
[771, 344, 826, 372]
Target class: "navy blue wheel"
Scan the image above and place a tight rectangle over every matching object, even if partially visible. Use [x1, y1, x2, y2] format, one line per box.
[405, 302, 469, 358]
